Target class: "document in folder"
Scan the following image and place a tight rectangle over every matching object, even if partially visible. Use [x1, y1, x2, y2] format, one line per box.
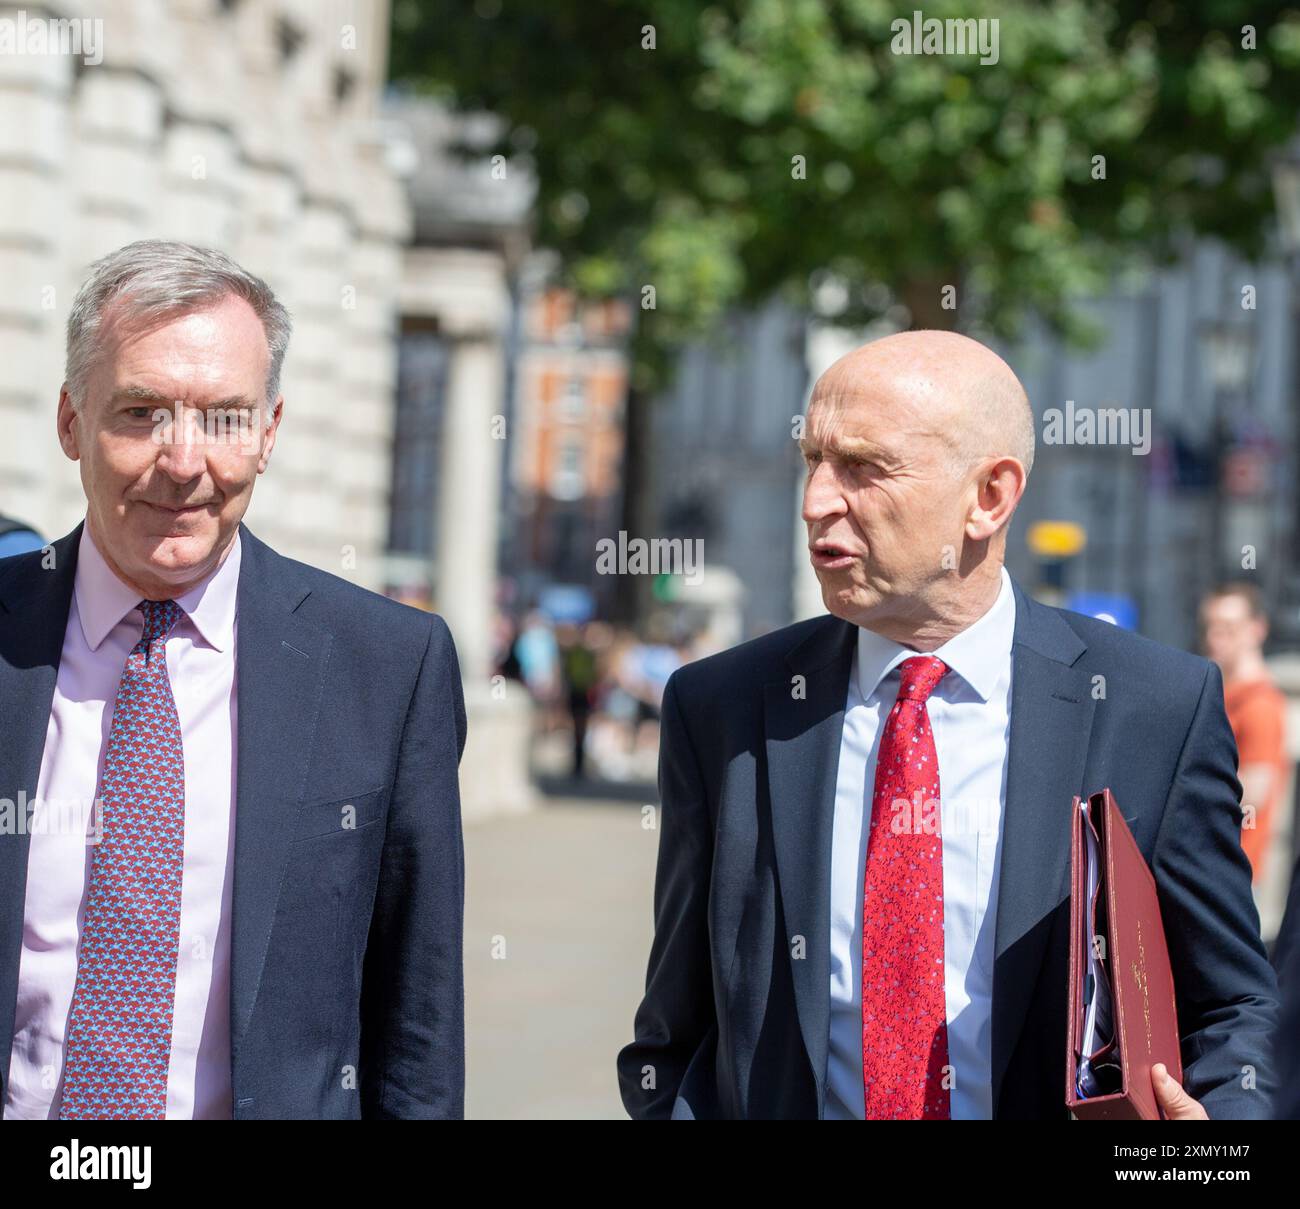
[1065, 788, 1182, 1120]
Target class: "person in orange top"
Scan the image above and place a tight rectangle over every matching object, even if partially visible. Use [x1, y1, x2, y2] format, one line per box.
[1201, 583, 1291, 883]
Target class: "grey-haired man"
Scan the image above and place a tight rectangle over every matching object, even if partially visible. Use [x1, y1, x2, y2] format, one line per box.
[0, 240, 466, 1119]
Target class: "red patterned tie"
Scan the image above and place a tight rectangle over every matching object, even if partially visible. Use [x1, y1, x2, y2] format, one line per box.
[861, 654, 951, 1119]
[59, 599, 186, 1120]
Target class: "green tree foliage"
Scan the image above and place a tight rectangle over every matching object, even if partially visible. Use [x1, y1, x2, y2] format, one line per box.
[391, 0, 1300, 379]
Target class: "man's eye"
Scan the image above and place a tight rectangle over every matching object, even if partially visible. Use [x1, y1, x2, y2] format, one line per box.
[127, 407, 153, 419]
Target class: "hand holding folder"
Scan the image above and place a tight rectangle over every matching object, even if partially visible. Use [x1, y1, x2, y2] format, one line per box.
[1066, 789, 1184, 1120]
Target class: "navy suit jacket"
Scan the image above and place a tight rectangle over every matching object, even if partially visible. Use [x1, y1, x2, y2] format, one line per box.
[618, 577, 1280, 1119]
[0, 520, 467, 1119]
[1272, 855, 1300, 1119]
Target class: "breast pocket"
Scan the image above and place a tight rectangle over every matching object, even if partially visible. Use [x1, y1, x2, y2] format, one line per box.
[290, 787, 386, 843]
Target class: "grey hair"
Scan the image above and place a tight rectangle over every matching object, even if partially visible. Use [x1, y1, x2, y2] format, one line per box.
[65, 240, 292, 416]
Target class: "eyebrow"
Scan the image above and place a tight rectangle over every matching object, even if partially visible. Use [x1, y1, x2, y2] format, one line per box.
[798, 433, 897, 464]
[110, 386, 259, 410]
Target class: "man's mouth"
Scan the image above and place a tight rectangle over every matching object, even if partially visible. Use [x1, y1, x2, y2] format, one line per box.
[810, 540, 858, 570]
[145, 501, 213, 518]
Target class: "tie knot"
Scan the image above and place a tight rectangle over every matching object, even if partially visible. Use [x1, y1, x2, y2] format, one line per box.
[138, 598, 183, 643]
[896, 655, 949, 702]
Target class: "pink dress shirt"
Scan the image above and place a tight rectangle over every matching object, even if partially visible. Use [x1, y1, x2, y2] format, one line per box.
[3, 521, 240, 1119]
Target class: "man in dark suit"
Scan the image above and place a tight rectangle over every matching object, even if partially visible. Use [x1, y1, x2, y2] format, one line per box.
[1272, 856, 1300, 1119]
[0, 240, 466, 1119]
[619, 330, 1278, 1119]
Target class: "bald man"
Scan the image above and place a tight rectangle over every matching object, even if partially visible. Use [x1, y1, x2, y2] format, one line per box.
[617, 330, 1279, 1120]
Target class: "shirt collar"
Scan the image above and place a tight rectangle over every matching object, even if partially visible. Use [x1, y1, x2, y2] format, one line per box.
[74, 521, 241, 653]
[854, 566, 1016, 704]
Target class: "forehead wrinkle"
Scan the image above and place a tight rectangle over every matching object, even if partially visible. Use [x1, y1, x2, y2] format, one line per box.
[813, 354, 954, 412]
[809, 387, 951, 467]
[814, 339, 1033, 473]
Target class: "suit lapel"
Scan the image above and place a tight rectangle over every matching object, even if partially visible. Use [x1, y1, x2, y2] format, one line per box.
[990, 580, 1094, 1115]
[0, 523, 82, 1081]
[764, 615, 856, 1113]
[229, 523, 333, 1054]
[0, 521, 333, 1087]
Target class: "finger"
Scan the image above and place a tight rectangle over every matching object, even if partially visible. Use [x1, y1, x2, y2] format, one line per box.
[1152, 1064, 1205, 1119]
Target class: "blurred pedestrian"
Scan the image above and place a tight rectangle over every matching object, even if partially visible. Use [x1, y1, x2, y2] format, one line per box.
[514, 610, 558, 696]
[1201, 582, 1290, 884]
[558, 622, 599, 778]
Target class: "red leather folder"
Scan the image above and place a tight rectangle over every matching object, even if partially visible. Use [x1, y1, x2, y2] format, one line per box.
[1066, 788, 1182, 1120]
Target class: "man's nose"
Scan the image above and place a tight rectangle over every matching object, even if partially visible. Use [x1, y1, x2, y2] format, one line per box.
[801, 461, 848, 523]
[154, 411, 208, 481]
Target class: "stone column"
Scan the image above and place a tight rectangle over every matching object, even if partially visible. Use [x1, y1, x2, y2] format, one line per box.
[440, 328, 534, 820]
[338, 135, 410, 593]
[402, 245, 534, 820]
[280, 198, 351, 569]
[437, 331, 505, 684]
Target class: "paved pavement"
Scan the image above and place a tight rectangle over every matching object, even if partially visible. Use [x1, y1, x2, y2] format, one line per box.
[464, 795, 658, 1119]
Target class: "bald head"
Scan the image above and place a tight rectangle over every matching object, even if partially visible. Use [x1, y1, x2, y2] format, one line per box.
[801, 329, 1034, 645]
[811, 330, 1035, 477]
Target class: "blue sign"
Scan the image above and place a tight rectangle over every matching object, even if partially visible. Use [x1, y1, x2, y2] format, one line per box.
[538, 584, 595, 624]
[1064, 591, 1138, 631]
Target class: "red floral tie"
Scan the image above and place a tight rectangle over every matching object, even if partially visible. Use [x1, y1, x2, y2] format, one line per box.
[861, 655, 951, 1119]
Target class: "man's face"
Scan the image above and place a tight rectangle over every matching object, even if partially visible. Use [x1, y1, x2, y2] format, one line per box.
[57, 294, 281, 598]
[1201, 594, 1265, 671]
[800, 385, 975, 629]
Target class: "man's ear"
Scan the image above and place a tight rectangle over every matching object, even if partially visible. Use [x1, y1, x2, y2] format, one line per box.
[56, 384, 81, 460]
[965, 456, 1026, 542]
[256, 395, 283, 474]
